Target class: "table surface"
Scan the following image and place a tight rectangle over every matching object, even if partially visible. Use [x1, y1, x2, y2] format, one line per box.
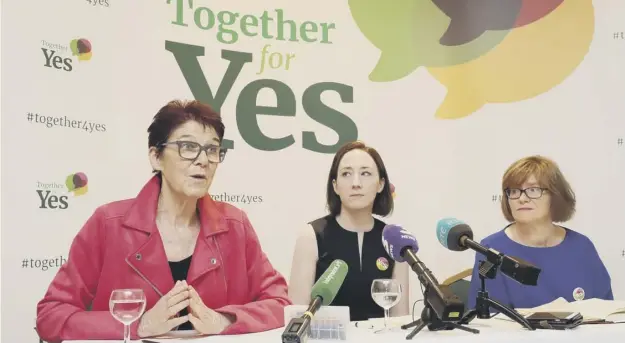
[66, 317, 625, 343]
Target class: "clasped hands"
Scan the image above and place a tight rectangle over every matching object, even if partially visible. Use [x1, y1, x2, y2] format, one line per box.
[138, 280, 233, 338]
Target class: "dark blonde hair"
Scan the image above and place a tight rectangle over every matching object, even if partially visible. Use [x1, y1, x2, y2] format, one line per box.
[501, 155, 576, 223]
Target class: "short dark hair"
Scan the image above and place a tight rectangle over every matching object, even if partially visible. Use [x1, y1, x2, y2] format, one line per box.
[501, 155, 576, 222]
[147, 100, 225, 174]
[326, 141, 393, 217]
[147, 99, 225, 156]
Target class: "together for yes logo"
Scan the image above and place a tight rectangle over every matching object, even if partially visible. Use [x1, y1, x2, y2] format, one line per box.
[66, 172, 89, 196]
[70, 38, 93, 61]
[348, 0, 594, 119]
[41, 38, 93, 72]
[37, 172, 89, 209]
[164, 0, 357, 154]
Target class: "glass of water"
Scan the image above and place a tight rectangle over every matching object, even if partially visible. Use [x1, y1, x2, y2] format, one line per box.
[371, 279, 402, 331]
[109, 289, 147, 343]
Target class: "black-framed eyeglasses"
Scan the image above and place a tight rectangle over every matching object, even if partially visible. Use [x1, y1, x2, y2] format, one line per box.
[160, 140, 227, 163]
[505, 187, 547, 200]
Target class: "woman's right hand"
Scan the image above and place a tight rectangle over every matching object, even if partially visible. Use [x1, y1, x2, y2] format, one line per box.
[138, 280, 190, 338]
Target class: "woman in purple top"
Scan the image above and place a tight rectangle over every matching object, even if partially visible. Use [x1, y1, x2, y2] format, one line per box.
[468, 155, 613, 310]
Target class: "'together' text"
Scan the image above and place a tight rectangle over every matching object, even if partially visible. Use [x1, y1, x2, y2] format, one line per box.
[22, 256, 67, 271]
[27, 112, 106, 133]
[210, 192, 263, 204]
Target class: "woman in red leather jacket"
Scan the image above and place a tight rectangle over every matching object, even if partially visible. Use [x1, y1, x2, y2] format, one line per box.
[36, 100, 291, 342]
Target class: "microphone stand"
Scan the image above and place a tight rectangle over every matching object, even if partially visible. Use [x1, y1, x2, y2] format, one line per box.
[400, 277, 479, 340]
[402, 302, 479, 339]
[459, 260, 534, 330]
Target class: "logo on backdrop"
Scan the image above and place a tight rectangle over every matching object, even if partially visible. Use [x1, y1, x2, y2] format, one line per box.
[348, 0, 594, 119]
[390, 183, 396, 199]
[41, 38, 92, 72]
[164, 2, 356, 154]
[66, 172, 89, 196]
[37, 172, 89, 209]
[70, 38, 93, 61]
[572, 287, 585, 301]
[376, 257, 389, 271]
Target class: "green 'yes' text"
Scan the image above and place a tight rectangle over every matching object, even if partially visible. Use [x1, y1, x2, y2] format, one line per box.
[166, 42, 358, 153]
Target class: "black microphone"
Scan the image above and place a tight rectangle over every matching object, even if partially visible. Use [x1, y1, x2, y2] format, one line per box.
[382, 225, 465, 322]
[281, 260, 348, 343]
[436, 218, 541, 285]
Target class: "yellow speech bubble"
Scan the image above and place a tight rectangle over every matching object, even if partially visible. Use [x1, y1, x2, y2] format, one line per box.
[78, 51, 92, 61]
[73, 185, 88, 196]
[427, 0, 594, 119]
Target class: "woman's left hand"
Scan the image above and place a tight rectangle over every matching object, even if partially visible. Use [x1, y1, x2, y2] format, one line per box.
[187, 286, 233, 334]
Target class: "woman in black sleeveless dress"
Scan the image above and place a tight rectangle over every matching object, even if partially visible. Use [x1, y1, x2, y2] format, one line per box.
[288, 141, 409, 321]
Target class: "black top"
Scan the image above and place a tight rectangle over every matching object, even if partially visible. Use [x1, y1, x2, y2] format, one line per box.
[310, 215, 395, 321]
[168, 255, 193, 330]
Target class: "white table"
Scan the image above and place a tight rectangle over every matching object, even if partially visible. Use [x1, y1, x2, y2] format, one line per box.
[67, 317, 625, 343]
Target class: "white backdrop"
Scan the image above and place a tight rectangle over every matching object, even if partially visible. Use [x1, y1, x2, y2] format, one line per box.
[1, 1, 624, 342]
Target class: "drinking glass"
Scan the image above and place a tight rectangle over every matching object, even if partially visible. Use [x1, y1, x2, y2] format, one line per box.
[109, 289, 147, 343]
[371, 279, 402, 331]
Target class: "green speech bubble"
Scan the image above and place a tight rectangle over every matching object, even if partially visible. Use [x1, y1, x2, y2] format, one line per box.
[348, 0, 514, 82]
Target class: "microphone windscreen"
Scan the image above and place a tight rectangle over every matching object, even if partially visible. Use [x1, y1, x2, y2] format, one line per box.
[382, 224, 419, 263]
[436, 217, 473, 251]
[311, 259, 349, 305]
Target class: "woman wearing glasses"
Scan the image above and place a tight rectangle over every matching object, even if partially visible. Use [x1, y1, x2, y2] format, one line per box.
[36, 100, 291, 342]
[467, 155, 613, 310]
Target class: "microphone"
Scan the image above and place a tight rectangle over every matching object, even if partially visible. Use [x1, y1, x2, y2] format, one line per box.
[281, 259, 348, 343]
[382, 225, 465, 322]
[436, 218, 537, 330]
[436, 218, 541, 285]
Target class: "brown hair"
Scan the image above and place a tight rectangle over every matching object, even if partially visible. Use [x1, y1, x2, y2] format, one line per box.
[501, 155, 576, 222]
[326, 141, 393, 216]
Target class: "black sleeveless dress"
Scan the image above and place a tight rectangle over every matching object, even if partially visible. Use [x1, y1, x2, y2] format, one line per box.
[310, 215, 395, 321]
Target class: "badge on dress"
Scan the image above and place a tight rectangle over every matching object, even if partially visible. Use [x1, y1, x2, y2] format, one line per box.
[573, 287, 585, 301]
[376, 257, 389, 271]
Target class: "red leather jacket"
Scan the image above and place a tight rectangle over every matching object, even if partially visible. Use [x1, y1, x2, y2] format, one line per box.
[36, 176, 291, 342]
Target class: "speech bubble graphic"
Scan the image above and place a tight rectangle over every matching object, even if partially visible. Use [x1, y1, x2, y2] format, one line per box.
[433, 0, 523, 47]
[70, 38, 93, 61]
[77, 52, 92, 61]
[347, 0, 513, 82]
[515, 0, 564, 27]
[66, 172, 89, 196]
[433, 0, 565, 46]
[426, 0, 594, 119]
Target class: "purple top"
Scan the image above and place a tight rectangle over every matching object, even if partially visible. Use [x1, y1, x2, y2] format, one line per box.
[467, 225, 613, 310]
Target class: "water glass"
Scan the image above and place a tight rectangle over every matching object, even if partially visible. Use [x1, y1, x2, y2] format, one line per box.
[371, 279, 402, 330]
[109, 289, 147, 343]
